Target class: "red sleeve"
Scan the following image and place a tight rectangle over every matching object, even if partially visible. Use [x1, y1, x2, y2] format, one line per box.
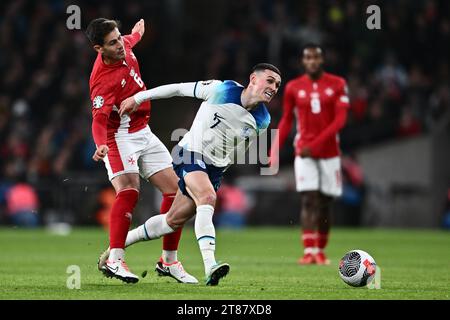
[92, 114, 108, 147]
[307, 80, 349, 152]
[91, 82, 116, 146]
[123, 32, 141, 48]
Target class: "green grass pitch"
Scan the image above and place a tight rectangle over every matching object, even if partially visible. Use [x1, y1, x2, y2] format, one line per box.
[0, 226, 449, 300]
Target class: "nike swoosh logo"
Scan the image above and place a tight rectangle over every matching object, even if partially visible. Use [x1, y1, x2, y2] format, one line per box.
[107, 265, 119, 273]
[209, 242, 215, 246]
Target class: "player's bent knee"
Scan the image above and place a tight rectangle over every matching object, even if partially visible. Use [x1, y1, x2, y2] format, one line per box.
[197, 192, 217, 206]
[166, 214, 187, 230]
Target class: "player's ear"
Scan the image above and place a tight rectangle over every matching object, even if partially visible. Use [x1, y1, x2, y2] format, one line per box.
[93, 44, 103, 54]
[249, 72, 257, 84]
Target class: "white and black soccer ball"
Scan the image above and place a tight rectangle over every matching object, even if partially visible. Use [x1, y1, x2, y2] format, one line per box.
[339, 250, 377, 287]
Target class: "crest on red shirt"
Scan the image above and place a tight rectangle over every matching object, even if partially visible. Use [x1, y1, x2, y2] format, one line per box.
[93, 96, 104, 109]
[325, 88, 334, 96]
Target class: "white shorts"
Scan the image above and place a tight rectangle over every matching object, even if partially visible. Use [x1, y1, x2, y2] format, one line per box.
[103, 126, 173, 181]
[294, 156, 342, 197]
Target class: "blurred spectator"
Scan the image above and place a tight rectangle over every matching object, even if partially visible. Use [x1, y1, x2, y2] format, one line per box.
[375, 52, 408, 102]
[335, 154, 366, 226]
[427, 83, 450, 129]
[5, 180, 40, 227]
[397, 106, 423, 138]
[348, 76, 369, 122]
[215, 182, 250, 229]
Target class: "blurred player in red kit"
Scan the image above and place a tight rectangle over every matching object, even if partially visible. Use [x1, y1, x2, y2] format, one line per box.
[270, 44, 349, 265]
[86, 18, 197, 283]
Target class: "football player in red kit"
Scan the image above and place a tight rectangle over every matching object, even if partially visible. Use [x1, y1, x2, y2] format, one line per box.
[270, 44, 349, 265]
[86, 18, 197, 283]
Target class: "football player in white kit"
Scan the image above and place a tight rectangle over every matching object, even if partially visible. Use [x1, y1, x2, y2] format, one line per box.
[117, 63, 281, 285]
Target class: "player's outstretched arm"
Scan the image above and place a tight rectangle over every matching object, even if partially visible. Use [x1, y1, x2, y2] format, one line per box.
[119, 82, 198, 117]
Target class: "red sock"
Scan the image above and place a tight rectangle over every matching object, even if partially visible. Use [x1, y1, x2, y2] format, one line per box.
[302, 229, 316, 253]
[109, 188, 139, 249]
[316, 231, 329, 251]
[161, 193, 182, 251]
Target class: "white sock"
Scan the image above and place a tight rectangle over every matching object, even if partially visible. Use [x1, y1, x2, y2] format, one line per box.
[195, 204, 217, 275]
[162, 250, 178, 264]
[110, 248, 125, 262]
[125, 214, 174, 247]
[145, 214, 175, 239]
[125, 225, 146, 247]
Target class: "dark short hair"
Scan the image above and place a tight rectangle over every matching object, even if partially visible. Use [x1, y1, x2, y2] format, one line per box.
[85, 18, 121, 46]
[302, 43, 324, 56]
[252, 63, 281, 77]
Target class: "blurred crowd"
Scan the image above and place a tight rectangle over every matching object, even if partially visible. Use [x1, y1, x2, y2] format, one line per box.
[0, 0, 449, 226]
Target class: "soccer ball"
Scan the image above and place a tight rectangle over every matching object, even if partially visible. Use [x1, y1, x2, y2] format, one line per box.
[338, 250, 377, 287]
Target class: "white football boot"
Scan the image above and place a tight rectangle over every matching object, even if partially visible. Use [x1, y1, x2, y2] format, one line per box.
[102, 259, 139, 284]
[205, 262, 230, 286]
[97, 247, 110, 271]
[155, 259, 199, 284]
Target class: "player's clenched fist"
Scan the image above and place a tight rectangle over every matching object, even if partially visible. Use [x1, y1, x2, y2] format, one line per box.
[132, 19, 145, 37]
[92, 145, 109, 162]
[119, 96, 140, 117]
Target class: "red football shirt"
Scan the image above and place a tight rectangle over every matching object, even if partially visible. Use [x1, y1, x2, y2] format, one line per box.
[277, 72, 349, 158]
[89, 32, 150, 146]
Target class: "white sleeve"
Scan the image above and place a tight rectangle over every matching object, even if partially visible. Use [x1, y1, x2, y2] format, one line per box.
[134, 80, 222, 104]
[192, 80, 222, 100]
[134, 82, 197, 104]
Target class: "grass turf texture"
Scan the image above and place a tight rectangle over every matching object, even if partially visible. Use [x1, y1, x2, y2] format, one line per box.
[0, 227, 449, 300]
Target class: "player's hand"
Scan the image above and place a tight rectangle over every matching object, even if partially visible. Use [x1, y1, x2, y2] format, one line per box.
[132, 19, 145, 37]
[119, 96, 140, 117]
[92, 145, 109, 162]
[300, 147, 312, 158]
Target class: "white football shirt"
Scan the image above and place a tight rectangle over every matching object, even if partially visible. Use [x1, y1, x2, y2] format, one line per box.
[135, 80, 271, 167]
